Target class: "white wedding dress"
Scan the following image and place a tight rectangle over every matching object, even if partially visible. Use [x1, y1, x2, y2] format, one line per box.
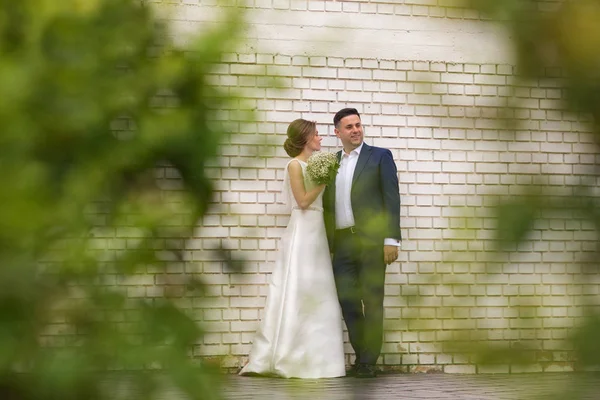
[239, 159, 346, 379]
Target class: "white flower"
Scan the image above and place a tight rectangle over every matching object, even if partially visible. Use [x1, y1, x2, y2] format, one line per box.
[306, 152, 340, 185]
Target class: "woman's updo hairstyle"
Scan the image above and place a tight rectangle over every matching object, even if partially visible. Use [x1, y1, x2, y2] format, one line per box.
[283, 119, 316, 157]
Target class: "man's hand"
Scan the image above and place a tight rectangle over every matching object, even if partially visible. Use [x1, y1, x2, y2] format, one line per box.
[383, 245, 399, 265]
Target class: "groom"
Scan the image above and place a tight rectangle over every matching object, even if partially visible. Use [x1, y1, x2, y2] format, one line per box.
[323, 108, 402, 378]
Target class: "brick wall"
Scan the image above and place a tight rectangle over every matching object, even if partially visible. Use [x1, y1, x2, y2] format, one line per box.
[135, 0, 600, 373]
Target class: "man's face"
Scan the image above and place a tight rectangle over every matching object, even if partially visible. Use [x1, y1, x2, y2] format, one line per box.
[334, 114, 363, 152]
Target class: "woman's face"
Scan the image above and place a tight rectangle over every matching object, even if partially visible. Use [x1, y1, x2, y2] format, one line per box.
[306, 129, 322, 152]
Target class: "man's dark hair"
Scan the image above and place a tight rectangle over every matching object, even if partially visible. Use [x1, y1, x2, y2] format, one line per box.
[333, 108, 360, 128]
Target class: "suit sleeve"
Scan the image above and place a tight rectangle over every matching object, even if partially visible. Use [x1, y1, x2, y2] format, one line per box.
[323, 185, 335, 253]
[380, 149, 402, 241]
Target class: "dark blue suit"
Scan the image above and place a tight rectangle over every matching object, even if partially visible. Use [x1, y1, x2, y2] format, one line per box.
[323, 143, 401, 366]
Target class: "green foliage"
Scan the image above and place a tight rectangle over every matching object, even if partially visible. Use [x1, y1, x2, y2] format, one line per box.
[572, 314, 600, 367]
[468, 0, 600, 126]
[0, 0, 246, 399]
[461, 0, 600, 375]
[494, 195, 540, 248]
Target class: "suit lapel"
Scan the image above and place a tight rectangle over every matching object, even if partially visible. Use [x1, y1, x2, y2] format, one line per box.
[329, 149, 342, 204]
[352, 143, 372, 187]
[333, 150, 342, 191]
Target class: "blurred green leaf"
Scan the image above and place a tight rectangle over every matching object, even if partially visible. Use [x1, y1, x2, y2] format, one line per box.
[0, 0, 249, 399]
[446, 0, 600, 390]
[572, 314, 600, 368]
[494, 194, 541, 249]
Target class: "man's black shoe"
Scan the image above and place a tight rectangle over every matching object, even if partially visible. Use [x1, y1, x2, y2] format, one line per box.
[347, 364, 359, 376]
[355, 364, 377, 378]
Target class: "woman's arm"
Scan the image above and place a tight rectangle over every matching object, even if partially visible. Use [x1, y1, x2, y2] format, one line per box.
[288, 160, 325, 209]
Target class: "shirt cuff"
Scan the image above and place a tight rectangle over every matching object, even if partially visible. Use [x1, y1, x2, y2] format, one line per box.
[384, 238, 401, 248]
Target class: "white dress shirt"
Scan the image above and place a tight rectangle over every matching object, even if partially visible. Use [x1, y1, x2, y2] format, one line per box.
[335, 143, 361, 230]
[335, 142, 400, 247]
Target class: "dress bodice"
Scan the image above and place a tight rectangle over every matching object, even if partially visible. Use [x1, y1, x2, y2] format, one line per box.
[284, 159, 323, 211]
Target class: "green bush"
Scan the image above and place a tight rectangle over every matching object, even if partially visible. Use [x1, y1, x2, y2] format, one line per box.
[462, 0, 600, 372]
[0, 1, 245, 399]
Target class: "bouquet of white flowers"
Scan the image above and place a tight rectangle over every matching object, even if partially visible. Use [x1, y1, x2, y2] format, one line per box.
[305, 151, 340, 185]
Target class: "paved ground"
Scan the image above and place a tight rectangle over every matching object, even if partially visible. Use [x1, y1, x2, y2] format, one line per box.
[222, 372, 600, 400]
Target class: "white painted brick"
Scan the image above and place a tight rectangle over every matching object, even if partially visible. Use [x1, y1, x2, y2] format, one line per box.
[480, 64, 496, 74]
[497, 64, 513, 75]
[372, 92, 407, 104]
[446, 63, 463, 72]
[373, 69, 407, 81]
[442, 95, 474, 106]
[431, 83, 448, 94]
[426, 6, 446, 18]
[379, 60, 395, 70]
[301, 89, 336, 101]
[414, 82, 433, 94]
[474, 74, 507, 85]
[408, 71, 441, 83]
[337, 91, 372, 102]
[361, 59, 379, 69]
[447, 84, 464, 95]
[413, 5, 431, 16]
[75, 4, 600, 369]
[441, 73, 473, 84]
[309, 78, 327, 89]
[481, 85, 497, 96]
[430, 62, 446, 72]
[396, 82, 414, 93]
[302, 66, 336, 78]
[390, 3, 410, 15]
[408, 94, 441, 105]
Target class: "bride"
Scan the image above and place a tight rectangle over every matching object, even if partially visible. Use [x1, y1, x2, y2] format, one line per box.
[239, 119, 346, 379]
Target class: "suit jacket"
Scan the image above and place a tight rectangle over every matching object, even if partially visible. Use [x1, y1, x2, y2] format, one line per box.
[323, 143, 401, 252]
